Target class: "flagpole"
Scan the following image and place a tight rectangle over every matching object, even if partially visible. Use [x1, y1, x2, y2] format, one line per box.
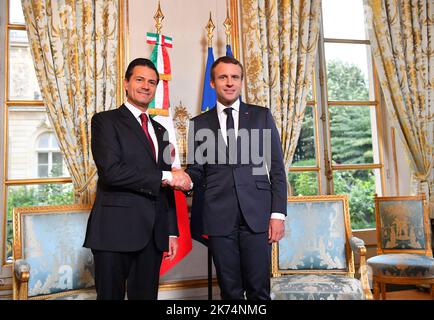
[223, 4, 232, 48]
[205, 12, 215, 300]
[154, 1, 164, 34]
[224, 3, 235, 58]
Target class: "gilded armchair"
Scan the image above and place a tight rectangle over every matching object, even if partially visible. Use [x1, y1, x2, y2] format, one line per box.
[12, 204, 96, 300]
[271, 195, 372, 300]
[367, 195, 434, 300]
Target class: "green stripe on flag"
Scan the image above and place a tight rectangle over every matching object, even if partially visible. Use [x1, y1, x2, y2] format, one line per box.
[150, 45, 158, 67]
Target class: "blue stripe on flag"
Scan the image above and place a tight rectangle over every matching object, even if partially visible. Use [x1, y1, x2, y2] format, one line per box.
[200, 47, 216, 112]
[226, 44, 234, 58]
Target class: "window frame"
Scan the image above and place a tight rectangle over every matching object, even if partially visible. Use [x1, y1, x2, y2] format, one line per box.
[288, 1, 385, 231]
[320, 39, 385, 198]
[2, 0, 126, 268]
[2, 0, 73, 266]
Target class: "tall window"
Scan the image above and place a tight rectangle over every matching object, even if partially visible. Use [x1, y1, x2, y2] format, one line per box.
[289, 0, 384, 230]
[2, 0, 73, 263]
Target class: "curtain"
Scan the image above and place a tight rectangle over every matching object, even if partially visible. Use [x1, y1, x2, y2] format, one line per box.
[240, 0, 321, 191]
[21, 0, 119, 204]
[364, 0, 434, 217]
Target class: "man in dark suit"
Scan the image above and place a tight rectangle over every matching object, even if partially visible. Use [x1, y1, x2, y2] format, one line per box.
[185, 56, 287, 300]
[84, 58, 191, 300]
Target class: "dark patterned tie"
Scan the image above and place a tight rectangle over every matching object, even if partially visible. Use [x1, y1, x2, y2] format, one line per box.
[139, 113, 156, 161]
[223, 107, 236, 163]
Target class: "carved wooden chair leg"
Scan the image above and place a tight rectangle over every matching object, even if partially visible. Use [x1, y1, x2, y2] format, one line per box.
[373, 281, 380, 300]
[380, 283, 387, 300]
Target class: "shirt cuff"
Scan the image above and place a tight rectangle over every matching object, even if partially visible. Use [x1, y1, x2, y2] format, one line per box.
[169, 235, 178, 238]
[271, 212, 286, 220]
[162, 171, 173, 182]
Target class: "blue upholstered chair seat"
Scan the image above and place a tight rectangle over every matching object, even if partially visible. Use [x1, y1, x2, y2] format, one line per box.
[271, 274, 365, 300]
[367, 253, 434, 278]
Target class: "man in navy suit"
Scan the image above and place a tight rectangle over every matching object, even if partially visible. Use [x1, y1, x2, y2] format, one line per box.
[185, 56, 287, 300]
[84, 58, 191, 300]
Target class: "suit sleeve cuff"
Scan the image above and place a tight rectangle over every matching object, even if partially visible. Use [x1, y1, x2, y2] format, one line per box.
[271, 212, 286, 220]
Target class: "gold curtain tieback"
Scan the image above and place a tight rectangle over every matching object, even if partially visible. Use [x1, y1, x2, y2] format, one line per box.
[73, 169, 97, 196]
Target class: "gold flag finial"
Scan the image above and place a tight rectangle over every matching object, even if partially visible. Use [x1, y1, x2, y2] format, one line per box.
[206, 12, 215, 47]
[154, 1, 165, 34]
[223, 3, 233, 46]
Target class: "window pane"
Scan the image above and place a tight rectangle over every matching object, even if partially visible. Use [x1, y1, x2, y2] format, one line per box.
[325, 43, 373, 101]
[307, 71, 314, 101]
[5, 183, 74, 262]
[329, 105, 374, 164]
[292, 106, 316, 167]
[51, 152, 64, 177]
[50, 134, 59, 148]
[38, 133, 50, 148]
[322, 0, 367, 40]
[333, 169, 377, 230]
[9, 0, 25, 24]
[37, 152, 48, 164]
[8, 107, 70, 179]
[38, 164, 49, 177]
[307, 84, 313, 101]
[288, 171, 319, 196]
[52, 152, 63, 164]
[8, 29, 42, 100]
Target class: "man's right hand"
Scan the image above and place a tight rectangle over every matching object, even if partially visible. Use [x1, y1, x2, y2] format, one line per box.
[170, 169, 192, 191]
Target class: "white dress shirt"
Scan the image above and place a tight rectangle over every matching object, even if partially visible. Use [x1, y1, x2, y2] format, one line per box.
[216, 100, 240, 145]
[215, 100, 285, 221]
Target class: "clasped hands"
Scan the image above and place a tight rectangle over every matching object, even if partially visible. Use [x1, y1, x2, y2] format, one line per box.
[163, 168, 192, 191]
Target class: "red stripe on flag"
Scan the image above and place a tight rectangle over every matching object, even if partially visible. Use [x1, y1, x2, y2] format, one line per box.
[159, 190, 192, 277]
[161, 47, 171, 75]
[161, 36, 173, 48]
[163, 81, 169, 109]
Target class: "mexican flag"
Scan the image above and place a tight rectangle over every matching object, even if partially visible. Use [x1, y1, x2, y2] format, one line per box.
[146, 32, 192, 277]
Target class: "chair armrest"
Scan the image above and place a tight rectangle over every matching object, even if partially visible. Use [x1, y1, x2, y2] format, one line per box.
[14, 259, 30, 282]
[349, 236, 366, 255]
[13, 259, 30, 300]
[349, 236, 373, 300]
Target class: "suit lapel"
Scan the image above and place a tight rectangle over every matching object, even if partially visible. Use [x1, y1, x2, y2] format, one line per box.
[118, 105, 156, 162]
[206, 107, 228, 163]
[150, 118, 166, 167]
[237, 103, 251, 164]
[206, 107, 221, 136]
[238, 102, 251, 134]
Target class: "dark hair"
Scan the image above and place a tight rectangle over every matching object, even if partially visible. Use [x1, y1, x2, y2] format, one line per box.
[210, 56, 244, 81]
[124, 58, 159, 83]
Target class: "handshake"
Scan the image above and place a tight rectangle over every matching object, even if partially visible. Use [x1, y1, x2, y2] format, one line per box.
[162, 168, 192, 191]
